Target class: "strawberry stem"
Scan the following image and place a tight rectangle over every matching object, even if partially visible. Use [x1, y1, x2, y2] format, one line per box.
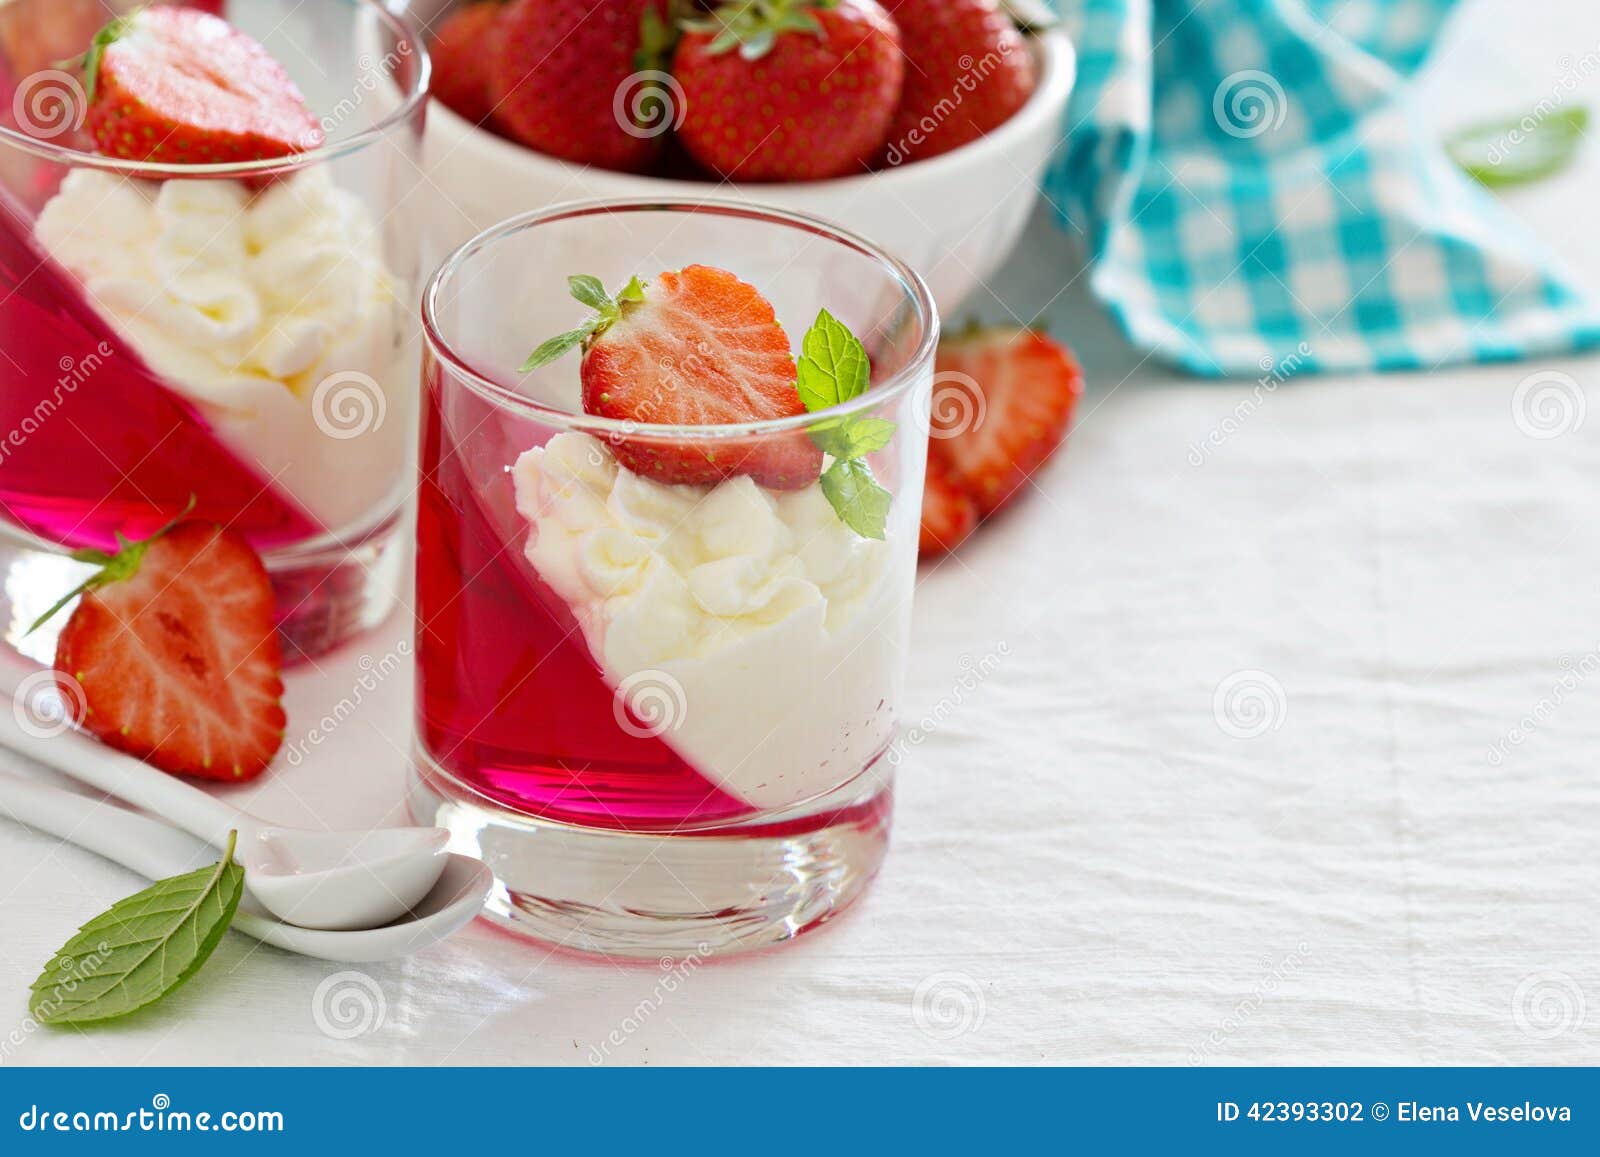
[79, 11, 137, 104]
[686, 0, 837, 61]
[26, 495, 198, 635]
[520, 275, 648, 372]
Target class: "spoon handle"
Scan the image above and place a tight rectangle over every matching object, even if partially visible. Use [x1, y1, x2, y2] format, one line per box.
[0, 653, 256, 850]
[0, 760, 211, 881]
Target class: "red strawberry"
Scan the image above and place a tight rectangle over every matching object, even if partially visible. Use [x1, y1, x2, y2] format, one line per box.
[48, 520, 286, 782]
[673, 0, 903, 182]
[488, 0, 672, 173]
[880, 0, 1035, 164]
[523, 266, 823, 489]
[919, 452, 979, 556]
[429, 3, 504, 126]
[83, 7, 322, 165]
[930, 324, 1081, 516]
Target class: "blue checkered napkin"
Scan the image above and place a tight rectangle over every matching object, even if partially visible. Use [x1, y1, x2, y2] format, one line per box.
[1041, 0, 1600, 375]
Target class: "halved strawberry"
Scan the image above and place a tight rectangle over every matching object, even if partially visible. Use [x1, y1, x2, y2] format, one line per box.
[930, 324, 1082, 516]
[83, 7, 322, 165]
[523, 266, 824, 489]
[429, 2, 504, 126]
[919, 452, 979, 557]
[46, 519, 286, 782]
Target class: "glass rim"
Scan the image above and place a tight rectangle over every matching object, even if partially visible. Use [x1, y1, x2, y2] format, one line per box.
[0, 0, 429, 178]
[420, 197, 941, 440]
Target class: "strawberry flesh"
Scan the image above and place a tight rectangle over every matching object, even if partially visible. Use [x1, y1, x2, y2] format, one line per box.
[55, 522, 286, 782]
[919, 452, 980, 556]
[87, 7, 322, 166]
[580, 265, 823, 489]
[929, 325, 1082, 521]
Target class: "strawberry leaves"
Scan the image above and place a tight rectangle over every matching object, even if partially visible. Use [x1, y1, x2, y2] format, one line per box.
[521, 275, 647, 371]
[798, 308, 895, 540]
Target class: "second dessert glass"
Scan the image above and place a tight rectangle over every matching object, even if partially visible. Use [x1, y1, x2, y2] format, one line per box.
[0, 0, 428, 662]
[413, 199, 937, 957]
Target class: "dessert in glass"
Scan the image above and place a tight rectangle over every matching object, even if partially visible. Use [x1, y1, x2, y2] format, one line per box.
[413, 200, 936, 957]
[0, 0, 427, 662]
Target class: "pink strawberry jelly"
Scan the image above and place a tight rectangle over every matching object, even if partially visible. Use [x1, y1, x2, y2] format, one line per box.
[413, 355, 761, 832]
[0, 186, 319, 551]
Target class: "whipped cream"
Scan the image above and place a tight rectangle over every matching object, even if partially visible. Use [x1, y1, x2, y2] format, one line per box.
[34, 167, 403, 535]
[513, 433, 907, 810]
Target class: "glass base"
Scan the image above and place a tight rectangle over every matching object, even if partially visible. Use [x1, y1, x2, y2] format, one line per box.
[408, 749, 894, 959]
[0, 519, 407, 667]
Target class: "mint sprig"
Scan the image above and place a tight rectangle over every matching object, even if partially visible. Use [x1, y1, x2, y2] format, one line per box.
[30, 831, 244, 1026]
[521, 274, 647, 372]
[797, 308, 894, 540]
[1447, 106, 1588, 189]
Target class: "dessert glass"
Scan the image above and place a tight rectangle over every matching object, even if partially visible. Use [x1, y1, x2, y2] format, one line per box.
[413, 199, 937, 957]
[0, 0, 428, 662]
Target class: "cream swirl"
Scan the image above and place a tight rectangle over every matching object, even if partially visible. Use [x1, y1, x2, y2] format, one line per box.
[513, 433, 905, 808]
[34, 168, 403, 533]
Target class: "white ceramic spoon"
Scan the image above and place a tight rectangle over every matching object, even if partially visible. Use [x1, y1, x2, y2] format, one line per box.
[0, 657, 451, 931]
[0, 767, 491, 962]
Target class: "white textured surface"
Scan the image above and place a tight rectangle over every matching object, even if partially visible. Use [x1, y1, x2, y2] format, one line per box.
[3, 0, 1599, 1066]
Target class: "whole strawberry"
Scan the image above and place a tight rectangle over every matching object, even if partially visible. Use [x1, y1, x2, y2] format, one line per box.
[673, 0, 903, 182]
[488, 0, 673, 173]
[430, 2, 505, 126]
[881, 0, 1034, 164]
[83, 7, 322, 165]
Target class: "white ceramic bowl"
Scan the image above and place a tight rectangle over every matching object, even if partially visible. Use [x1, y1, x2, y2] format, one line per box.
[416, 18, 1076, 313]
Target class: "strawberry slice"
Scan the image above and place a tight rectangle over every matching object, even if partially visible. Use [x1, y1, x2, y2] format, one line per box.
[83, 7, 322, 166]
[919, 452, 980, 557]
[930, 324, 1082, 516]
[524, 266, 824, 489]
[45, 518, 286, 782]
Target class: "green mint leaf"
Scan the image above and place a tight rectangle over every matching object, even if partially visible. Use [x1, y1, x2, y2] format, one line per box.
[797, 308, 871, 412]
[1447, 106, 1588, 189]
[568, 275, 614, 313]
[819, 458, 891, 541]
[30, 831, 244, 1026]
[520, 323, 598, 372]
[811, 415, 896, 461]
